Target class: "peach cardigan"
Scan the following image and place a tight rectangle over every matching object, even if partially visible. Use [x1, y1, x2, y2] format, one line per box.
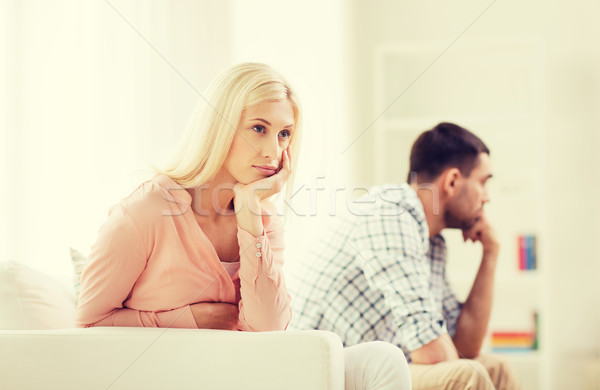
[75, 175, 291, 331]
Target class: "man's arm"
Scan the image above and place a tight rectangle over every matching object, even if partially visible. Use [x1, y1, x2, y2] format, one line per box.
[452, 216, 499, 358]
[410, 333, 459, 364]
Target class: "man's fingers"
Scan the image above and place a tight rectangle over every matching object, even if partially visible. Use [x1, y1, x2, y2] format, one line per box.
[462, 227, 479, 242]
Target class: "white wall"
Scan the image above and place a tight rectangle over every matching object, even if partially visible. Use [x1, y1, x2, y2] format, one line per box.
[1, 0, 355, 283]
[543, 1, 600, 385]
[1, 0, 231, 281]
[228, 0, 353, 273]
[348, 1, 600, 388]
[2, 2, 598, 388]
[2, 0, 355, 282]
[1, 0, 18, 268]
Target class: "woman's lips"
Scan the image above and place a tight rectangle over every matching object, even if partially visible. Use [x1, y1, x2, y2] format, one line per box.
[253, 165, 277, 175]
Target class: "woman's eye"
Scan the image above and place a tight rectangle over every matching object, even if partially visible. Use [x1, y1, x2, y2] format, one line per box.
[252, 125, 266, 133]
[279, 130, 291, 139]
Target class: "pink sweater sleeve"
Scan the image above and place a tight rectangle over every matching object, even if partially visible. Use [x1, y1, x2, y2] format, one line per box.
[236, 208, 292, 331]
[75, 204, 197, 329]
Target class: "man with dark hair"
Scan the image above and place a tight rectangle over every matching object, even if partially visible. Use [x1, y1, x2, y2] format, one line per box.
[290, 123, 521, 389]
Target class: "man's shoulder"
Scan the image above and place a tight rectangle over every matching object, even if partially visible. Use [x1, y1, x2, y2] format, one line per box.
[349, 183, 427, 234]
[356, 183, 422, 213]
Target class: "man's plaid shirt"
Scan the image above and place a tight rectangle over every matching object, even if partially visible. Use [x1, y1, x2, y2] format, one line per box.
[289, 183, 462, 359]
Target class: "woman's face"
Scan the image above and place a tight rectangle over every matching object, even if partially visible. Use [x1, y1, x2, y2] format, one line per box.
[222, 99, 295, 185]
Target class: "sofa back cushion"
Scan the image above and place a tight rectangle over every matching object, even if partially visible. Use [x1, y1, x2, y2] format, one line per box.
[0, 261, 76, 329]
[70, 247, 87, 299]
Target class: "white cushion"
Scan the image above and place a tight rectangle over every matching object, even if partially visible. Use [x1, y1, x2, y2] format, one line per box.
[0, 261, 76, 329]
[69, 247, 87, 298]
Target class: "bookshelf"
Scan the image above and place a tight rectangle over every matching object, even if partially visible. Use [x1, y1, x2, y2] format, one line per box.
[373, 38, 547, 389]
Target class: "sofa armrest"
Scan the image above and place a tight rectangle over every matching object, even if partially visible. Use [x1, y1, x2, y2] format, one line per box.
[0, 327, 345, 390]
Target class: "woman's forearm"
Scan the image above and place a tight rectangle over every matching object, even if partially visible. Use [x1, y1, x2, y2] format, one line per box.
[78, 305, 198, 329]
[236, 226, 291, 331]
[234, 195, 264, 237]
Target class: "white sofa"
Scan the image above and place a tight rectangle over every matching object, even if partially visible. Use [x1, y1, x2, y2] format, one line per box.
[0, 261, 345, 390]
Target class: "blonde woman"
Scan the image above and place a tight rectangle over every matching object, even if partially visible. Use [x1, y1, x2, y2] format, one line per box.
[75, 63, 410, 389]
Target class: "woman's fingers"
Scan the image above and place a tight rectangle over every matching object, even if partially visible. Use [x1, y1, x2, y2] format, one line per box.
[286, 147, 292, 175]
[234, 147, 292, 204]
[279, 148, 291, 182]
[284, 146, 291, 171]
[261, 147, 291, 195]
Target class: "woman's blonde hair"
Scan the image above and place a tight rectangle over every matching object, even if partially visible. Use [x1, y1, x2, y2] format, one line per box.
[158, 63, 302, 196]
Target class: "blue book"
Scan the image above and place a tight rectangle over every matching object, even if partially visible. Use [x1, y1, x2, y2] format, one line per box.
[525, 235, 532, 270]
[492, 347, 535, 353]
[530, 236, 537, 270]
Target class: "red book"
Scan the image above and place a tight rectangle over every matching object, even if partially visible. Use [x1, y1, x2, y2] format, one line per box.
[519, 236, 527, 270]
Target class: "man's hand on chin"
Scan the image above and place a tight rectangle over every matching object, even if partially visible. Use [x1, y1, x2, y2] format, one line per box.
[462, 213, 499, 256]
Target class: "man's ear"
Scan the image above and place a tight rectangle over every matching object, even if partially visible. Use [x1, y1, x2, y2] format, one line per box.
[441, 168, 461, 196]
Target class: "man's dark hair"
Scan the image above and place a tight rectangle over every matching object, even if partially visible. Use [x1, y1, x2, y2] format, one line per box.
[407, 122, 489, 183]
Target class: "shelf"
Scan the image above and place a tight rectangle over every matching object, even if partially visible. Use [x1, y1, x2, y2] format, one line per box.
[490, 350, 541, 361]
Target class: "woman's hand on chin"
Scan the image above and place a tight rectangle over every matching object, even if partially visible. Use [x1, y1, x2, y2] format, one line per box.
[232, 147, 291, 237]
[234, 146, 291, 204]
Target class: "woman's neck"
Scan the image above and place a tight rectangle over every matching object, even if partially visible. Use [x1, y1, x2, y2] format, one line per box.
[189, 170, 236, 222]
